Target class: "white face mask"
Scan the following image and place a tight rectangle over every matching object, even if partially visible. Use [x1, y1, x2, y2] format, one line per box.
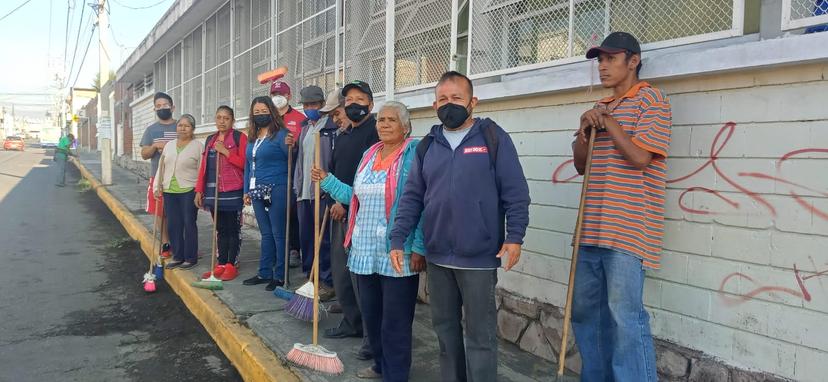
[272, 95, 288, 109]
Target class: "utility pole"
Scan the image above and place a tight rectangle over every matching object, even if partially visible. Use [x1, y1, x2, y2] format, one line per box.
[95, 0, 112, 185]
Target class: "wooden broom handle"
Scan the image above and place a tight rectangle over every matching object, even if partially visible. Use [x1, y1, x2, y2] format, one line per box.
[312, 132, 321, 345]
[284, 143, 293, 287]
[558, 128, 596, 376]
[210, 151, 220, 273]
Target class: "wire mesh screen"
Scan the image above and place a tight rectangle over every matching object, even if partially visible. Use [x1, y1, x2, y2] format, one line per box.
[277, 0, 338, 99]
[344, 0, 387, 93]
[393, 0, 452, 90]
[469, 0, 738, 76]
[788, 0, 828, 20]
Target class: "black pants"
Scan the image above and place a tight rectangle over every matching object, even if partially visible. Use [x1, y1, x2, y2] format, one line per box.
[212, 209, 242, 265]
[356, 273, 419, 382]
[163, 191, 198, 263]
[330, 219, 364, 334]
[297, 199, 332, 285]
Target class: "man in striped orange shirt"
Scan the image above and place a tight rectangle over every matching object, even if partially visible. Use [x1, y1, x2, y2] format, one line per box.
[570, 32, 671, 382]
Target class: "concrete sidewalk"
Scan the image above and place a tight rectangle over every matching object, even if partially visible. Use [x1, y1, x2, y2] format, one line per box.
[76, 151, 577, 382]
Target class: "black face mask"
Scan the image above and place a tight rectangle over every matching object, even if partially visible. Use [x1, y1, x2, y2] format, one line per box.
[437, 102, 471, 129]
[345, 103, 370, 123]
[253, 114, 272, 128]
[156, 108, 173, 121]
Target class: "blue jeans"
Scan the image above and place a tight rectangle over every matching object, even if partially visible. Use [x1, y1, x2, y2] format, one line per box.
[571, 246, 657, 382]
[252, 184, 287, 281]
[55, 156, 67, 185]
[356, 273, 419, 382]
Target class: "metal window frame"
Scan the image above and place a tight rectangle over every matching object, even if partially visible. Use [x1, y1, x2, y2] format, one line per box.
[781, 0, 828, 30]
[465, 0, 746, 80]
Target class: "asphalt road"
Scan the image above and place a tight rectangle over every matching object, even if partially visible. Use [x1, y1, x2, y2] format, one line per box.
[0, 149, 241, 382]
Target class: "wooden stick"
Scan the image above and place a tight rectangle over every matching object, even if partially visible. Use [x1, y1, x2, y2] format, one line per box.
[312, 132, 321, 346]
[284, 143, 293, 287]
[209, 150, 220, 277]
[557, 128, 597, 376]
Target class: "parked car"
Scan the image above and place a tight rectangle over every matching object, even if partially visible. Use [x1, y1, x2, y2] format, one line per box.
[40, 141, 57, 149]
[3, 136, 25, 151]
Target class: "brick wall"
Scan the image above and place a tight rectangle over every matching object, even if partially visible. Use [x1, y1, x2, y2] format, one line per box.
[410, 62, 828, 381]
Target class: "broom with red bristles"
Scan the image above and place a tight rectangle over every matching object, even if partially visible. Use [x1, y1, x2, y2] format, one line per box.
[286, 132, 343, 375]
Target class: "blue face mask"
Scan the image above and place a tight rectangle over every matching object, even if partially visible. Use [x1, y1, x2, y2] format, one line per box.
[304, 108, 321, 121]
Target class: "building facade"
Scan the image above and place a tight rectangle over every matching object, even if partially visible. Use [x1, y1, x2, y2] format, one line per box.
[114, 0, 828, 380]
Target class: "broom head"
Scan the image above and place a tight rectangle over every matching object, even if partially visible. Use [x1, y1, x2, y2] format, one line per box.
[142, 272, 156, 293]
[273, 286, 295, 301]
[287, 343, 344, 375]
[192, 275, 224, 290]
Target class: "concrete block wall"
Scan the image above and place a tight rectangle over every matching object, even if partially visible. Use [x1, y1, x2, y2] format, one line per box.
[409, 62, 828, 380]
[130, 95, 156, 162]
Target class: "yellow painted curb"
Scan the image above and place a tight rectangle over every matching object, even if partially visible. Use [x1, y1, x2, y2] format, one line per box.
[72, 158, 301, 382]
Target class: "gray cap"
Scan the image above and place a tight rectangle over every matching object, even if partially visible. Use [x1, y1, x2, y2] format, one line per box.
[299, 85, 325, 103]
[320, 88, 344, 113]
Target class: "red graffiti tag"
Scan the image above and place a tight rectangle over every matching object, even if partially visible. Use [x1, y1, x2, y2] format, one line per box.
[551, 123, 828, 220]
[718, 262, 828, 306]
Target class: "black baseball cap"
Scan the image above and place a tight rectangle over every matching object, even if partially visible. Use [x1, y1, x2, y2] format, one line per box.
[341, 80, 373, 101]
[586, 32, 641, 59]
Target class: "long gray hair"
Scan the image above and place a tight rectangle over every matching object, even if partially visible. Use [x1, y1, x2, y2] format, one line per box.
[379, 101, 412, 137]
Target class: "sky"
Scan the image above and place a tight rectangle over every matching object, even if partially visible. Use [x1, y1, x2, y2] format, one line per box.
[0, 0, 172, 118]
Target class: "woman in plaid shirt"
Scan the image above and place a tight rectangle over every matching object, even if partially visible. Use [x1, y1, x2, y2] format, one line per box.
[311, 101, 425, 381]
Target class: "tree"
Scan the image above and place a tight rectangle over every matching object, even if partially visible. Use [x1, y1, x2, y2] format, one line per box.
[90, 70, 116, 91]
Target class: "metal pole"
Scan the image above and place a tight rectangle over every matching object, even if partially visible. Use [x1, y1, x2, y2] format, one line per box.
[604, 0, 611, 37]
[384, 0, 395, 100]
[567, 0, 574, 57]
[334, 0, 342, 85]
[449, 0, 459, 71]
[97, 0, 112, 184]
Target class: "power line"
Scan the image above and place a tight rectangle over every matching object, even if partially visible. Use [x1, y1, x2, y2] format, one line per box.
[71, 23, 98, 88]
[110, 0, 168, 10]
[63, 0, 75, 72]
[0, 0, 33, 23]
[64, 3, 89, 88]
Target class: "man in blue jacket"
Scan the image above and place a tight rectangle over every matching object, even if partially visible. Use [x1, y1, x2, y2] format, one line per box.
[389, 71, 530, 381]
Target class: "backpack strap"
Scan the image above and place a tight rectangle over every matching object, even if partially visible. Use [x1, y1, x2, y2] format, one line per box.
[416, 135, 433, 166]
[480, 122, 499, 168]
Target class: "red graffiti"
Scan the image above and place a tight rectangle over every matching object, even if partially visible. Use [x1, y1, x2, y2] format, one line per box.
[718, 262, 828, 306]
[550, 123, 828, 220]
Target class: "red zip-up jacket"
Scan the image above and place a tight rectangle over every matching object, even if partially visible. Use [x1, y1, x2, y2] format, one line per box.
[195, 129, 248, 193]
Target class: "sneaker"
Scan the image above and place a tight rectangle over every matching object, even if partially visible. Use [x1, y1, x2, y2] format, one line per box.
[289, 250, 301, 268]
[265, 279, 284, 291]
[219, 263, 238, 281]
[165, 260, 184, 269]
[178, 261, 197, 270]
[202, 264, 226, 279]
[318, 284, 336, 302]
[160, 243, 172, 258]
[243, 275, 272, 286]
[356, 366, 381, 379]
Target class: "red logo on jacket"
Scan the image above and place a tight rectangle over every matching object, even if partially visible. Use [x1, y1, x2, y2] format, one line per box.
[463, 146, 488, 154]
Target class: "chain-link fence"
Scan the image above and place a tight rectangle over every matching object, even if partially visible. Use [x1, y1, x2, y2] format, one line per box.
[782, 0, 828, 30]
[277, 0, 338, 97]
[393, 0, 453, 91]
[468, 0, 743, 78]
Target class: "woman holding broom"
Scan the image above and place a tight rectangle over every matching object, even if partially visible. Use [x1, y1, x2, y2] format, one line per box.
[241, 96, 296, 291]
[195, 105, 248, 281]
[154, 114, 203, 269]
[311, 101, 425, 381]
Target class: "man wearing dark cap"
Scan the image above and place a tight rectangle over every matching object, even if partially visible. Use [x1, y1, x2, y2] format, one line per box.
[270, 80, 304, 267]
[286, 85, 336, 298]
[320, 80, 379, 347]
[570, 31, 671, 381]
